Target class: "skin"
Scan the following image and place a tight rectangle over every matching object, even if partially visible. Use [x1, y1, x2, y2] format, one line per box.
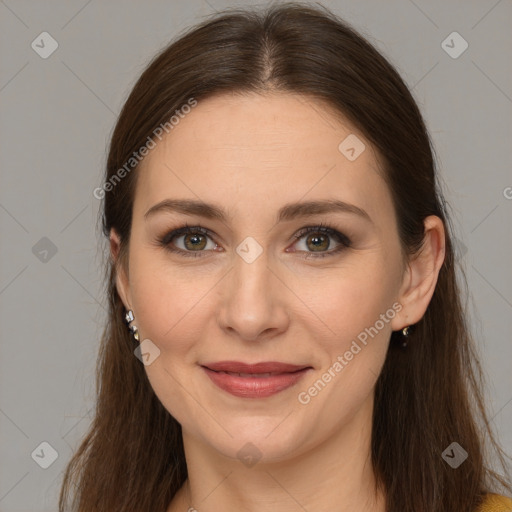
[110, 92, 445, 512]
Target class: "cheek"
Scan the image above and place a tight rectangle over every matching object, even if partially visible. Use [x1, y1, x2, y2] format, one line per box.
[128, 251, 213, 354]
[300, 259, 399, 346]
[294, 264, 396, 425]
[127, 257, 214, 425]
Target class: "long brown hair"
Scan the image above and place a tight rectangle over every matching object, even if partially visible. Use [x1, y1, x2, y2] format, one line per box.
[59, 3, 512, 511]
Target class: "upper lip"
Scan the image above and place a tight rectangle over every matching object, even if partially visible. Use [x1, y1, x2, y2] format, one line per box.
[202, 361, 310, 374]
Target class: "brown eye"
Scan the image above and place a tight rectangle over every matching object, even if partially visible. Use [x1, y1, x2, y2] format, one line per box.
[183, 232, 207, 251]
[291, 225, 351, 258]
[159, 225, 218, 257]
[305, 232, 330, 252]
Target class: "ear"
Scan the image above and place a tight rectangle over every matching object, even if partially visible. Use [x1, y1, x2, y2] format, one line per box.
[110, 228, 132, 310]
[391, 215, 446, 330]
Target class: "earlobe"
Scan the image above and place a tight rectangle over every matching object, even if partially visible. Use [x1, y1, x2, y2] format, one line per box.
[391, 215, 446, 331]
[110, 228, 132, 310]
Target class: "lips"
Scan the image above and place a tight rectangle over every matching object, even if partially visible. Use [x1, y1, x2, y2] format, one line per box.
[203, 361, 309, 374]
[201, 361, 312, 398]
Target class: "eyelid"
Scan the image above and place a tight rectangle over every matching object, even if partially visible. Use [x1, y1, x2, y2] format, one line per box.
[291, 223, 351, 245]
[159, 224, 212, 245]
[287, 223, 351, 259]
[158, 224, 219, 258]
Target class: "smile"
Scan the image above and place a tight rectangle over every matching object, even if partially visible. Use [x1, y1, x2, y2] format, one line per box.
[201, 361, 312, 398]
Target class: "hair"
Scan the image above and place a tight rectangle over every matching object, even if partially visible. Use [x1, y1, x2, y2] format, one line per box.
[59, 2, 512, 511]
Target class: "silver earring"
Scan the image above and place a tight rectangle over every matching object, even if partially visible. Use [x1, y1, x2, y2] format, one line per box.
[401, 326, 410, 348]
[124, 309, 139, 341]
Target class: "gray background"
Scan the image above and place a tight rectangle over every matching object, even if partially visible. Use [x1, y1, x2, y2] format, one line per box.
[0, 0, 511, 510]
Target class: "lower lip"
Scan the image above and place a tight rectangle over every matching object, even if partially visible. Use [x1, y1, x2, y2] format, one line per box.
[202, 367, 311, 398]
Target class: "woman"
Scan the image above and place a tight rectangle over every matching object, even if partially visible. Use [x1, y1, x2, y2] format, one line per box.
[59, 3, 512, 511]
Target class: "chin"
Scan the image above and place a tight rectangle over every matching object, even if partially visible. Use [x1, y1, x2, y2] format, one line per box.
[192, 412, 316, 465]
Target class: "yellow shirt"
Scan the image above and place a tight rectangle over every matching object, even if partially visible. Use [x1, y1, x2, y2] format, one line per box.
[477, 494, 512, 511]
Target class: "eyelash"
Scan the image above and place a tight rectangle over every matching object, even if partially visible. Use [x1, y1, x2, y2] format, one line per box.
[157, 222, 352, 259]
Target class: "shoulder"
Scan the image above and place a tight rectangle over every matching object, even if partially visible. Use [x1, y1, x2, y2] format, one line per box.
[476, 493, 512, 512]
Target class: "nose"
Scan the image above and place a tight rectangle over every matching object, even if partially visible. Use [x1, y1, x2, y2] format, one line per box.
[216, 248, 290, 343]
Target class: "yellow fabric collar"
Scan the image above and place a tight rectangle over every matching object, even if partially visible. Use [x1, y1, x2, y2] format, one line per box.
[476, 494, 512, 512]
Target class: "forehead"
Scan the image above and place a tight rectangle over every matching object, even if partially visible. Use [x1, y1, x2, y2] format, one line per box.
[133, 92, 392, 227]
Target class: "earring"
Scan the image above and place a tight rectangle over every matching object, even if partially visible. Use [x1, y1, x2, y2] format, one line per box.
[401, 326, 410, 348]
[124, 309, 139, 341]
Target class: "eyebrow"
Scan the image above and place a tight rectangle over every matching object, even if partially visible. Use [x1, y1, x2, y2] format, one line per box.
[144, 198, 373, 224]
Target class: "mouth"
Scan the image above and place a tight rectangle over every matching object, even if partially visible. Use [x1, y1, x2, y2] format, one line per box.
[201, 361, 312, 398]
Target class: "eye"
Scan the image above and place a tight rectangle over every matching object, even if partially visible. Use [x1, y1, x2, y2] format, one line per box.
[158, 224, 219, 257]
[289, 223, 351, 259]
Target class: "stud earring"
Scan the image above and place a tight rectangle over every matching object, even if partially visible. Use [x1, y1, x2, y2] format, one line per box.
[124, 309, 139, 341]
[401, 326, 410, 348]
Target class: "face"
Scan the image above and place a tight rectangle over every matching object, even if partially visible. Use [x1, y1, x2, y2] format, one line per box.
[114, 92, 410, 463]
